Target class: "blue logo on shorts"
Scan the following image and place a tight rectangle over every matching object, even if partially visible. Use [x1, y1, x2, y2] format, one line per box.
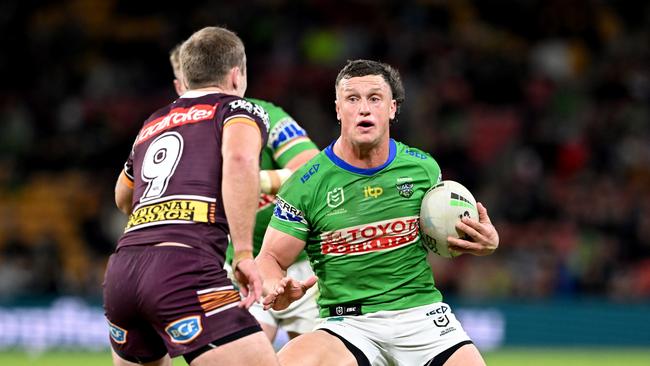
[165, 315, 203, 343]
[108, 321, 127, 344]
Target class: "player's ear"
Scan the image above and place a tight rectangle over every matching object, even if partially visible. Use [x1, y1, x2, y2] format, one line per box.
[389, 99, 397, 120]
[230, 66, 246, 95]
[173, 79, 184, 96]
[335, 99, 341, 122]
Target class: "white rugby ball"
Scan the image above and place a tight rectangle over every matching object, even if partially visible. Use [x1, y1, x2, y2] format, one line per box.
[419, 180, 478, 258]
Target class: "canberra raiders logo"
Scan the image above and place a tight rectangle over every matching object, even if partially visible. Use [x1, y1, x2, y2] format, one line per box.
[396, 177, 414, 198]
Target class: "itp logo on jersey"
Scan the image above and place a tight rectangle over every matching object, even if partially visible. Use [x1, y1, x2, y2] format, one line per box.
[165, 315, 203, 344]
[363, 186, 383, 198]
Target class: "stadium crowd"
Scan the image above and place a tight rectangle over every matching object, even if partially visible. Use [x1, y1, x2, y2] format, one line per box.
[0, 0, 648, 302]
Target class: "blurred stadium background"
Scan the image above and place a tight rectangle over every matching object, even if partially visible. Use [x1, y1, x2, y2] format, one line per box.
[0, 0, 649, 364]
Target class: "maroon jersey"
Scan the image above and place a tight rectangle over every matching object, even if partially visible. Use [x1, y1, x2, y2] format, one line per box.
[117, 91, 269, 259]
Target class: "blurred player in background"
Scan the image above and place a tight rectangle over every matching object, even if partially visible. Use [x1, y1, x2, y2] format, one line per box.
[257, 59, 500, 366]
[103, 26, 280, 366]
[170, 44, 320, 342]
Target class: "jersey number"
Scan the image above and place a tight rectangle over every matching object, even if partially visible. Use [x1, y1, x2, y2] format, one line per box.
[141, 132, 184, 202]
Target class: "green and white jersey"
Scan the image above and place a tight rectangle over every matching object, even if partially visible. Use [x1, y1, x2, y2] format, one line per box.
[269, 139, 443, 317]
[227, 99, 318, 262]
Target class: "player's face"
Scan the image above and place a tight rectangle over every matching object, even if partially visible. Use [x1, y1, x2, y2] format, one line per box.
[335, 75, 396, 148]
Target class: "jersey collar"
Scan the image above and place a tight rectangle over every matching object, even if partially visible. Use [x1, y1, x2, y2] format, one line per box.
[325, 139, 397, 176]
[179, 90, 223, 99]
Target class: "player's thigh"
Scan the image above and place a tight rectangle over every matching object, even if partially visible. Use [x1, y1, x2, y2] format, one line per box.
[190, 331, 279, 366]
[278, 330, 358, 366]
[442, 343, 485, 366]
[260, 321, 278, 341]
[111, 349, 172, 366]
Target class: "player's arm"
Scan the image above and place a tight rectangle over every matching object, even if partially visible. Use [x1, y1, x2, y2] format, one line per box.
[222, 118, 263, 308]
[256, 227, 317, 310]
[114, 170, 133, 215]
[259, 149, 319, 194]
[257, 103, 319, 194]
[284, 149, 319, 170]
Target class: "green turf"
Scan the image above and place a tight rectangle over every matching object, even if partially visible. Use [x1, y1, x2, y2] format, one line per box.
[483, 348, 650, 366]
[2, 348, 649, 365]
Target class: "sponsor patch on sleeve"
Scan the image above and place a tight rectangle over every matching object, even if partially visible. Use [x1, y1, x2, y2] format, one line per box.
[228, 99, 270, 131]
[269, 117, 308, 150]
[273, 196, 307, 224]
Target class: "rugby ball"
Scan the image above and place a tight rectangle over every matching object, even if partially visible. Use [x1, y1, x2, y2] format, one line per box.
[419, 180, 478, 258]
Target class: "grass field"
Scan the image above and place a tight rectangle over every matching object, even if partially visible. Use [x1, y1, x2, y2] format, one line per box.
[2, 348, 649, 365]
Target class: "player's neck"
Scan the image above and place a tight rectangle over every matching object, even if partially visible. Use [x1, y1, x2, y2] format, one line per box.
[190, 86, 242, 97]
[333, 138, 389, 169]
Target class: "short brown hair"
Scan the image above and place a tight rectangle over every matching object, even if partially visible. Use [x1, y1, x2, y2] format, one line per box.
[180, 27, 246, 89]
[335, 59, 405, 122]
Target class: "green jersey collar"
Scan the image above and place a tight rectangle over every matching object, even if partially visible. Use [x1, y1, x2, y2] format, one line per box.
[324, 139, 397, 176]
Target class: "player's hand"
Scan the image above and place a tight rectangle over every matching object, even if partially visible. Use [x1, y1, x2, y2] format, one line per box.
[262, 275, 318, 311]
[448, 202, 499, 256]
[233, 259, 263, 309]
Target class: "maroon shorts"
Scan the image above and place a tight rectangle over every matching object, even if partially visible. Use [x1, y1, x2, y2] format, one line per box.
[103, 245, 260, 361]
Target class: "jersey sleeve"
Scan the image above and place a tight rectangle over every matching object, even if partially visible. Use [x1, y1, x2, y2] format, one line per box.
[425, 153, 442, 186]
[404, 144, 442, 187]
[122, 141, 136, 186]
[248, 98, 318, 167]
[222, 98, 270, 147]
[268, 184, 310, 241]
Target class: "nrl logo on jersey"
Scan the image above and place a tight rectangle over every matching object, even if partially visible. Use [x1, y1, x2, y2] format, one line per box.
[327, 187, 344, 208]
[396, 177, 414, 198]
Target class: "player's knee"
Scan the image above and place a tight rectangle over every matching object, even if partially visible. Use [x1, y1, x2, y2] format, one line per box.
[278, 331, 358, 366]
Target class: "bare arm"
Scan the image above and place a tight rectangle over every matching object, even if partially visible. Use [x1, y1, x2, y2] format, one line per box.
[114, 170, 133, 215]
[222, 121, 261, 254]
[256, 227, 316, 310]
[284, 148, 319, 170]
[222, 121, 263, 308]
[259, 148, 319, 194]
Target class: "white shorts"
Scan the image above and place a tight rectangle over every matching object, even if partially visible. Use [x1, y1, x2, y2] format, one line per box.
[316, 302, 472, 366]
[228, 260, 319, 335]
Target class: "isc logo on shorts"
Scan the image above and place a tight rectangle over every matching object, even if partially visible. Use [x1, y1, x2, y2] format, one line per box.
[108, 321, 127, 344]
[165, 315, 203, 344]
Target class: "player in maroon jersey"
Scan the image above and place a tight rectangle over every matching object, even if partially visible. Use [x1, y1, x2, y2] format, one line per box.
[103, 27, 280, 366]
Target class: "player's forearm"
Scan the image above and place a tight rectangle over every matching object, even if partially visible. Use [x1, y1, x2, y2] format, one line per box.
[222, 154, 259, 254]
[256, 227, 305, 294]
[255, 251, 287, 295]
